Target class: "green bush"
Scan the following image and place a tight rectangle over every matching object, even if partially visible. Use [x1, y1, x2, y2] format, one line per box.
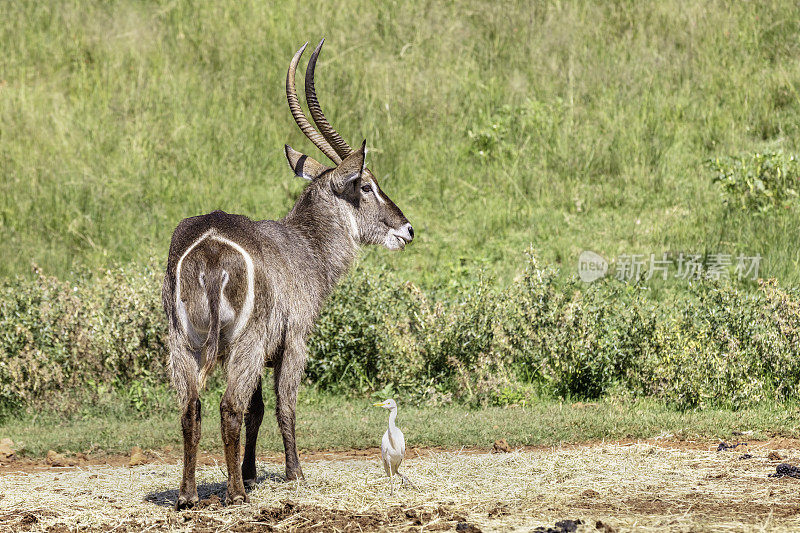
[0, 263, 167, 416]
[305, 267, 408, 393]
[309, 267, 508, 405]
[708, 151, 800, 212]
[502, 256, 658, 400]
[642, 280, 800, 409]
[2, 253, 800, 416]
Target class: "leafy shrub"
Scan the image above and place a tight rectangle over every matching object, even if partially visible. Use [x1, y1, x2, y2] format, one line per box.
[0, 263, 167, 416]
[638, 280, 800, 409]
[642, 284, 767, 408]
[309, 266, 509, 405]
[2, 253, 800, 416]
[501, 255, 658, 400]
[708, 151, 800, 212]
[305, 266, 409, 393]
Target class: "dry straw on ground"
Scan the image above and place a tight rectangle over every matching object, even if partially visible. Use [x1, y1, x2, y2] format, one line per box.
[1, 443, 799, 532]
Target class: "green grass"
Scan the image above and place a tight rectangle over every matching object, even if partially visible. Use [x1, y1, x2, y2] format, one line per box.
[2, 1, 800, 286]
[4, 388, 799, 457]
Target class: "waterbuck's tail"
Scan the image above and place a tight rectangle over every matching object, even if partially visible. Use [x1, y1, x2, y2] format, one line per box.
[198, 269, 229, 390]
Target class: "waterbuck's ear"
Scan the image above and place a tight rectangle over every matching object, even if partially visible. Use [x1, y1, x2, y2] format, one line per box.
[284, 145, 331, 181]
[330, 140, 367, 195]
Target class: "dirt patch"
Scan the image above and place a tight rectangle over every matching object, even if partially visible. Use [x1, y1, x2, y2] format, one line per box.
[578, 494, 800, 520]
[0, 502, 466, 533]
[245, 501, 460, 532]
[6, 437, 800, 473]
[0, 509, 56, 531]
[5, 443, 800, 532]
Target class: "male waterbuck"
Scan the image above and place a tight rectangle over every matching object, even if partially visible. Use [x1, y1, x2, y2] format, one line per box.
[162, 40, 414, 508]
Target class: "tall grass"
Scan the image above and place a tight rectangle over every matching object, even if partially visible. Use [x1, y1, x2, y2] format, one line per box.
[2, 1, 800, 285]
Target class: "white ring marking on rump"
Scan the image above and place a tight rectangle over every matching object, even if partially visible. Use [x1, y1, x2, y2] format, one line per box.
[174, 231, 255, 341]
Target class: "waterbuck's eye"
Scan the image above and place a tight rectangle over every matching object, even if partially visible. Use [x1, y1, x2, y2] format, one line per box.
[361, 184, 373, 193]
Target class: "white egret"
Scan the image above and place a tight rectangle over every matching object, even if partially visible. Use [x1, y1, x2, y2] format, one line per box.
[373, 398, 416, 493]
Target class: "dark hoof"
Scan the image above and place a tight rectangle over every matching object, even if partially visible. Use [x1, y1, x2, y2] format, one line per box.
[175, 494, 199, 511]
[226, 493, 249, 506]
[243, 478, 257, 490]
[285, 468, 305, 482]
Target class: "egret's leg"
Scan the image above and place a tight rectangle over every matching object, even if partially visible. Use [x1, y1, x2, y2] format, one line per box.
[400, 474, 418, 491]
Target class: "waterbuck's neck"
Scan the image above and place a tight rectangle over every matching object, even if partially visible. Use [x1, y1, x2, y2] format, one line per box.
[282, 187, 359, 292]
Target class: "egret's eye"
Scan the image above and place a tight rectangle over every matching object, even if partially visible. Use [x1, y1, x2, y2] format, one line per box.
[361, 184, 372, 193]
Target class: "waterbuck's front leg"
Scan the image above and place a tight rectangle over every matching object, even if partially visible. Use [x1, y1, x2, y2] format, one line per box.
[273, 339, 306, 481]
[241, 380, 264, 488]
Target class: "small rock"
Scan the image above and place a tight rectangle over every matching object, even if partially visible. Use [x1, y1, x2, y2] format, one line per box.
[0, 438, 15, 459]
[738, 454, 753, 460]
[492, 439, 511, 453]
[717, 441, 747, 452]
[487, 504, 509, 518]
[20, 513, 38, 525]
[768, 451, 785, 461]
[46, 450, 66, 467]
[581, 489, 600, 498]
[554, 520, 582, 533]
[534, 519, 583, 533]
[770, 463, 800, 479]
[129, 446, 149, 467]
[596, 520, 618, 533]
[456, 523, 482, 533]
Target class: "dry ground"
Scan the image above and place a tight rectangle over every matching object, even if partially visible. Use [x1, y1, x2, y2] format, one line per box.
[1, 441, 800, 532]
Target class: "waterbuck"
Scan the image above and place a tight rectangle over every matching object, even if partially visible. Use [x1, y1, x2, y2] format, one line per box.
[162, 40, 414, 509]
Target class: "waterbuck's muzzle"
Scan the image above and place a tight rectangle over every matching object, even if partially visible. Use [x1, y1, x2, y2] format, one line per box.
[385, 221, 413, 251]
[394, 222, 414, 248]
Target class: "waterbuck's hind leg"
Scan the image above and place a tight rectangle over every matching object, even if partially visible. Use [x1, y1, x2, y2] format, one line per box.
[273, 337, 306, 481]
[220, 391, 248, 505]
[242, 380, 265, 489]
[169, 331, 203, 511]
[177, 395, 201, 510]
[221, 335, 266, 505]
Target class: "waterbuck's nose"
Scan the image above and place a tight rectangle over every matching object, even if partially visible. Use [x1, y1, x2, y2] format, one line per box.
[401, 222, 414, 242]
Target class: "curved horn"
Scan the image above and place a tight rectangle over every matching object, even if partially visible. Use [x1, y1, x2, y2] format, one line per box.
[306, 39, 354, 159]
[286, 42, 341, 164]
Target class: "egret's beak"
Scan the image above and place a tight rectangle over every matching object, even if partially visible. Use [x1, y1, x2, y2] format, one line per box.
[373, 401, 385, 407]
